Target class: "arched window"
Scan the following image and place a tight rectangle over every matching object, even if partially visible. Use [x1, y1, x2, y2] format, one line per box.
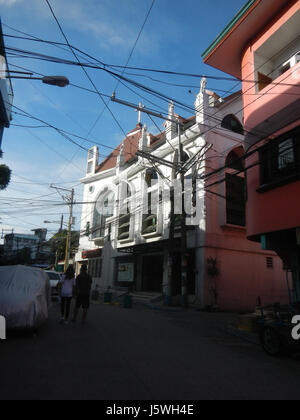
[225, 148, 246, 227]
[225, 150, 244, 171]
[92, 190, 115, 239]
[221, 115, 244, 135]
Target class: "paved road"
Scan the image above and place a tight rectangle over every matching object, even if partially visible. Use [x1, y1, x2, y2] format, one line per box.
[1, 301, 300, 400]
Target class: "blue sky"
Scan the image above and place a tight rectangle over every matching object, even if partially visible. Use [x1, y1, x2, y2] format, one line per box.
[0, 0, 247, 240]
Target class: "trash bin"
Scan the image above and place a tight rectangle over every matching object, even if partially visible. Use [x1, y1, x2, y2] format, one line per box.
[123, 294, 132, 308]
[104, 292, 113, 303]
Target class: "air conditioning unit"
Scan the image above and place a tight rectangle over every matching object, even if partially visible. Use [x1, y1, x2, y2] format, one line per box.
[280, 51, 300, 76]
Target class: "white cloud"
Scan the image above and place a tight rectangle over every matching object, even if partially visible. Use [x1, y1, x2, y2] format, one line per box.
[0, 0, 22, 6]
[0, 152, 85, 239]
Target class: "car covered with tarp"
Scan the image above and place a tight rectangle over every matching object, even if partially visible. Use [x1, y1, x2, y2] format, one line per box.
[0, 265, 51, 330]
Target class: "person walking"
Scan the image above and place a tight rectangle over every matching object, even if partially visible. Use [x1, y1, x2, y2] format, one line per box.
[72, 265, 92, 324]
[59, 265, 75, 325]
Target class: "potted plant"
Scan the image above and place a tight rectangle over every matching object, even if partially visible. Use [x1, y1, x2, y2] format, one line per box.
[207, 257, 220, 311]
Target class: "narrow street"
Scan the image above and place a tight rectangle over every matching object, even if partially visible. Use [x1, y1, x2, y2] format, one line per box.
[1, 302, 300, 400]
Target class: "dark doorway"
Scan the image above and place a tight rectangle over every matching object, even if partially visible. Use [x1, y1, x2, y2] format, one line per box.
[172, 251, 195, 296]
[172, 253, 181, 296]
[142, 255, 163, 292]
[187, 250, 196, 295]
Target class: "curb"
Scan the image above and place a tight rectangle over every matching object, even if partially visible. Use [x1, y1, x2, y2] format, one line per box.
[224, 324, 260, 345]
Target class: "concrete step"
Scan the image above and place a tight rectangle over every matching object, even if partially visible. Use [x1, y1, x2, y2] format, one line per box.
[130, 292, 162, 303]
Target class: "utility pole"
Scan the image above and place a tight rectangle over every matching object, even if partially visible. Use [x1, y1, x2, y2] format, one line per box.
[64, 188, 74, 271]
[177, 118, 188, 308]
[165, 148, 178, 304]
[1, 228, 13, 239]
[50, 186, 75, 272]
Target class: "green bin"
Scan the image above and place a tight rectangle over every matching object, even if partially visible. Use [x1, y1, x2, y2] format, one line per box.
[123, 294, 132, 308]
[104, 292, 113, 303]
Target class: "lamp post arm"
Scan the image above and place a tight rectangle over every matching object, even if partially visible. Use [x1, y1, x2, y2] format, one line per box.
[5, 75, 69, 87]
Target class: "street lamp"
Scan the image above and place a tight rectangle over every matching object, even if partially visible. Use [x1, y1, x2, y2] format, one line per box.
[42, 76, 69, 87]
[44, 220, 61, 224]
[6, 73, 69, 88]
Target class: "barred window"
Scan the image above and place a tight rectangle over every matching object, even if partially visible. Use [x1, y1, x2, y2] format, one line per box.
[142, 169, 158, 235]
[260, 128, 300, 187]
[92, 190, 115, 239]
[88, 258, 102, 278]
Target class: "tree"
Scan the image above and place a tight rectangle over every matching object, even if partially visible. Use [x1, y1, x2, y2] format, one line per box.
[0, 164, 11, 190]
[48, 230, 80, 263]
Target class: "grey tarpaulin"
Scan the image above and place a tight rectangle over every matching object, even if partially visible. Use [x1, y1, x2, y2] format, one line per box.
[0, 265, 51, 330]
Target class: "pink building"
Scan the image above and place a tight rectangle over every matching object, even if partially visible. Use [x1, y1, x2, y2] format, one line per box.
[203, 0, 299, 303]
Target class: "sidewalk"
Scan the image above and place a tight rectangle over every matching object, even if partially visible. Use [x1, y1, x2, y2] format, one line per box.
[97, 294, 261, 346]
[145, 301, 260, 345]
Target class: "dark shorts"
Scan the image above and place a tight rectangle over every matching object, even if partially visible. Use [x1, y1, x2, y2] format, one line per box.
[75, 295, 90, 309]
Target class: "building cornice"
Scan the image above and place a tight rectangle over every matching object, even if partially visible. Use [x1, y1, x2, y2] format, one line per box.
[80, 167, 116, 184]
[202, 0, 257, 61]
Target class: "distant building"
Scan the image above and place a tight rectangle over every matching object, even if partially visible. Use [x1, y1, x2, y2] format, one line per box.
[4, 229, 51, 263]
[4, 233, 40, 260]
[31, 228, 47, 243]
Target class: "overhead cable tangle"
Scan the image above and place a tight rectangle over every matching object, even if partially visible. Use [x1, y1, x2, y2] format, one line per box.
[6, 36, 299, 138]
[5, 44, 300, 89]
[45, 0, 129, 142]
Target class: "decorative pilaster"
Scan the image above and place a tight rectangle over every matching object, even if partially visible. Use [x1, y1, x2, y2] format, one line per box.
[139, 124, 148, 152]
[116, 142, 125, 175]
[165, 101, 177, 141]
[195, 77, 209, 125]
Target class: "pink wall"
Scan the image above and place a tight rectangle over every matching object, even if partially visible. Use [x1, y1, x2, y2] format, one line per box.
[202, 130, 288, 311]
[241, 0, 300, 130]
[241, 1, 300, 239]
[246, 151, 300, 239]
[203, 246, 288, 311]
[203, 0, 300, 136]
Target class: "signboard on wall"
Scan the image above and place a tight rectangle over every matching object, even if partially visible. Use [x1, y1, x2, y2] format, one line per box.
[82, 249, 102, 259]
[118, 262, 134, 283]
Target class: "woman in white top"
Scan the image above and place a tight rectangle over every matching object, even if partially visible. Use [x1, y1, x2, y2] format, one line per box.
[60, 265, 75, 324]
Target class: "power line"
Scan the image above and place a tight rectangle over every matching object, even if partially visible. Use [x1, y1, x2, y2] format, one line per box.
[115, 0, 156, 92]
[6, 43, 300, 89]
[57, 0, 156, 179]
[44, 0, 129, 142]
[5, 21, 298, 195]
[6, 31, 299, 139]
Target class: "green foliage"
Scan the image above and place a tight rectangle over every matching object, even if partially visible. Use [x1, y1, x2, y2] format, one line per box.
[207, 257, 219, 307]
[0, 164, 11, 190]
[49, 230, 80, 262]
